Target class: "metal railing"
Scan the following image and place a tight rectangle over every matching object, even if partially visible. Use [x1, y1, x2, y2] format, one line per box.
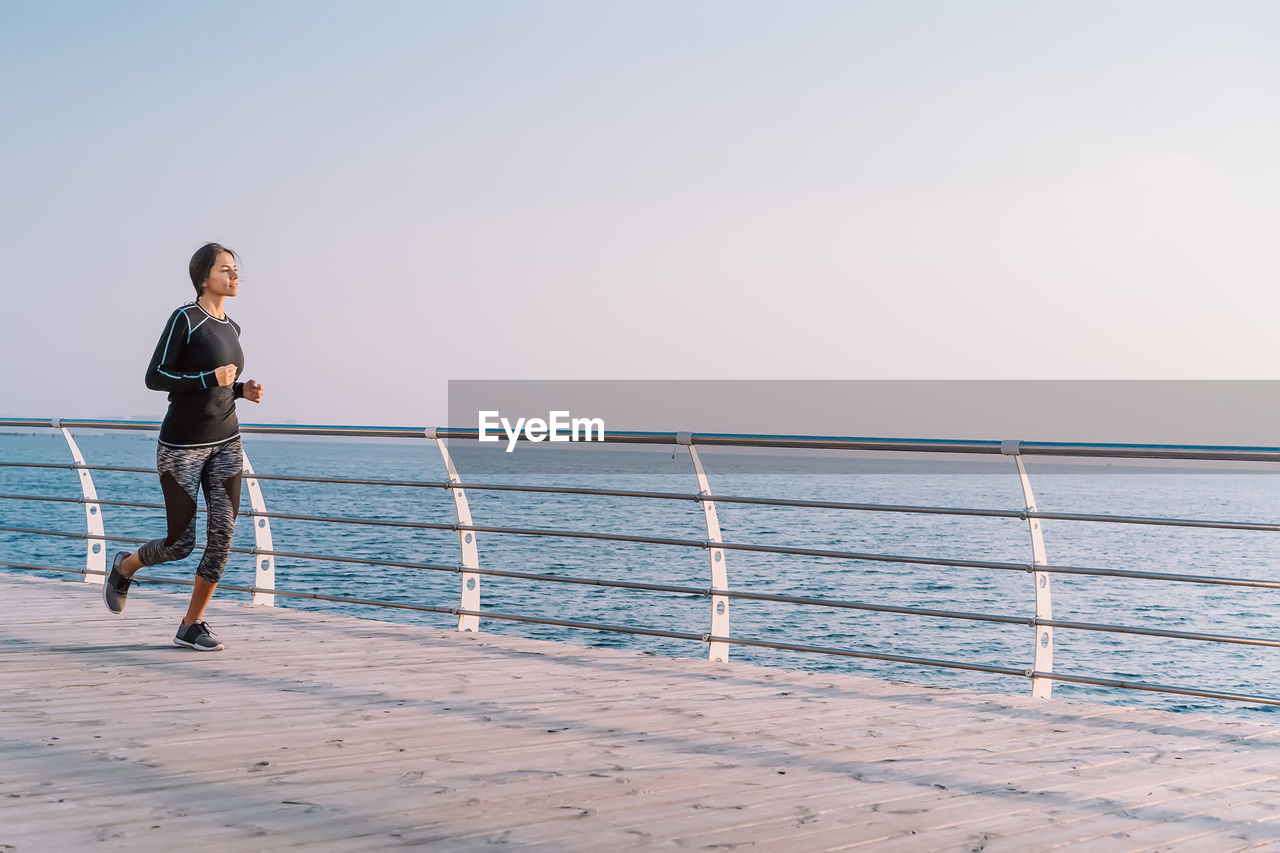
[3, 416, 1280, 708]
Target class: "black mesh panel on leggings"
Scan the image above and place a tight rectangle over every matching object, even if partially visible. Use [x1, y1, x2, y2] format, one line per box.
[137, 437, 244, 582]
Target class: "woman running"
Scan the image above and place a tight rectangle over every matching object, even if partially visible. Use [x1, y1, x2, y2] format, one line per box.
[102, 242, 265, 651]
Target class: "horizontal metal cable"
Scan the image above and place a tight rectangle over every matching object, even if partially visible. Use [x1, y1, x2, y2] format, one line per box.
[460, 521, 970, 558]
[0, 493, 86, 504]
[470, 568, 1033, 628]
[0, 418, 424, 438]
[11, 523, 1280, 594]
[0, 526, 143, 544]
[427, 481, 698, 501]
[704, 493, 1025, 517]
[712, 496, 1280, 532]
[0, 529, 455, 567]
[239, 509, 454, 531]
[345, 520, 1280, 584]
[99, 541, 977, 630]
[220, 582, 457, 615]
[464, 488, 1280, 532]
[0, 461, 154, 474]
[0, 561, 461, 614]
[235, 546, 448, 567]
[487, 571, 1275, 652]
[445, 559, 1280, 650]
[453, 608, 709, 643]
[710, 590, 1280, 647]
[0, 493, 179, 512]
[0, 490, 993, 529]
[234, 472, 449, 488]
[700, 634, 1027, 677]
[466, 571, 1035, 626]
[0, 494, 446, 529]
[0, 561, 96, 576]
[5, 475, 1280, 533]
[0, 495, 456, 534]
[451, 523, 1280, 588]
[0, 418, 162, 432]
[6, 456, 1279, 532]
[0, 461, 442, 488]
[221, 476, 1004, 530]
[241, 544, 1280, 591]
[1025, 510, 1280, 532]
[0, 461, 447, 491]
[444, 522, 1049, 575]
[712, 634, 1280, 705]
[292, 556, 1280, 649]
[10, 416, 1280, 460]
[0, 561, 703, 641]
[1027, 563, 1280, 589]
[0, 464, 685, 501]
[710, 637, 1280, 705]
[223, 587, 452, 614]
[1030, 670, 1280, 707]
[228, 473, 692, 504]
[1041, 618, 1280, 648]
[6, 477, 1280, 535]
[1, 553, 966, 627]
[21, 517, 1033, 570]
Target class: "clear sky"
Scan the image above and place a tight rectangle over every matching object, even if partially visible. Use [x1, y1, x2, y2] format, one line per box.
[3, 1, 1277, 427]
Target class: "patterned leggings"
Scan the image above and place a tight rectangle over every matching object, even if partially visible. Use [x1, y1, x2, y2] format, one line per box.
[137, 437, 243, 583]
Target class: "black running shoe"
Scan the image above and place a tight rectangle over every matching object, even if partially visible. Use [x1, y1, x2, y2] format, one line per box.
[103, 551, 137, 614]
[174, 620, 225, 652]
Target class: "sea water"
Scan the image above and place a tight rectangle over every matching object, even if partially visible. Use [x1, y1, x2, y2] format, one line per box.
[3, 430, 1279, 717]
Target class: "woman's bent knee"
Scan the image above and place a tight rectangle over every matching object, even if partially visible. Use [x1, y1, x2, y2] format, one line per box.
[137, 532, 196, 567]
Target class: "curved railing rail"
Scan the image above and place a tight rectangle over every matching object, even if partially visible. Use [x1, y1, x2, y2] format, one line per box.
[3, 416, 1280, 707]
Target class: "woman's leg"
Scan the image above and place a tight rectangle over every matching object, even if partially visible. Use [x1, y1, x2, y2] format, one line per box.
[105, 444, 206, 614]
[182, 438, 243, 626]
[134, 444, 206, 569]
[182, 576, 219, 627]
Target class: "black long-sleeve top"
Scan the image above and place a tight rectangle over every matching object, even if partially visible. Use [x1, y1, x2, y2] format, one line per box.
[144, 303, 245, 447]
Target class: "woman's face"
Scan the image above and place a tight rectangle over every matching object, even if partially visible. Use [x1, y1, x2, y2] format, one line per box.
[202, 252, 239, 299]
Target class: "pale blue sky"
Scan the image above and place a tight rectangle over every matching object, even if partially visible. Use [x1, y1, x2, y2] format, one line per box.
[3, 1, 1277, 426]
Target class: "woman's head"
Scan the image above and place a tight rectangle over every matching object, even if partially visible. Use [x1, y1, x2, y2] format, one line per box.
[189, 242, 239, 298]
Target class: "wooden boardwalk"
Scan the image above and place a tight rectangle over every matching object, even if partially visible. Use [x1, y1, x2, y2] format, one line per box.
[2, 573, 1280, 851]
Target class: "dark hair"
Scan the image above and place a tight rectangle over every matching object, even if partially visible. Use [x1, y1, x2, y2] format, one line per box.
[189, 242, 238, 297]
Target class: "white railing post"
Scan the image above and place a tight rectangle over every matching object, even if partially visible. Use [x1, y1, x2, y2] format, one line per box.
[55, 420, 105, 584]
[240, 447, 275, 606]
[678, 433, 730, 662]
[428, 428, 480, 632]
[1002, 440, 1053, 699]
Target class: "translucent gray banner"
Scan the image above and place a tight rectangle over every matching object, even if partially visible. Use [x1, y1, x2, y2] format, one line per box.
[446, 380, 1280, 474]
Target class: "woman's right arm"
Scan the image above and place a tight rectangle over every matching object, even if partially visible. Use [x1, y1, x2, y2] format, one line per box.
[144, 309, 218, 392]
